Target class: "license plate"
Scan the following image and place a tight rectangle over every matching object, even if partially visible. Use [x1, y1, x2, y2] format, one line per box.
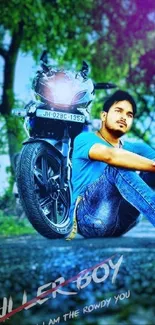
[36, 109, 85, 123]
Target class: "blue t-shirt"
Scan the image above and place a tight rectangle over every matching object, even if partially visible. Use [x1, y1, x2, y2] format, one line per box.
[69, 131, 155, 218]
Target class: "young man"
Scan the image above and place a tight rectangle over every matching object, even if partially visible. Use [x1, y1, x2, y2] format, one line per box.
[69, 90, 155, 238]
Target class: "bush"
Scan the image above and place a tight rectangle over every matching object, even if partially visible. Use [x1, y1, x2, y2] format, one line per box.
[0, 210, 37, 236]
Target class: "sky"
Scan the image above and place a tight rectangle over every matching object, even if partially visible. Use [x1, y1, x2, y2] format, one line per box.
[13, 52, 36, 102]
[0, 51, 36, 102]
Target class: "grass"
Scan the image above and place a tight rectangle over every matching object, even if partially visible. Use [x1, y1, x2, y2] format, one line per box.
[0, 209, 37, 236]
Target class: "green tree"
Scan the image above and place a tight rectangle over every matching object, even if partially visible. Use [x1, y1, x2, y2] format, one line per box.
[0, 0, 93, 171]
[88, 0, 155, 144]
[127, 48, 155, 144]
[0, 0, 155, 175]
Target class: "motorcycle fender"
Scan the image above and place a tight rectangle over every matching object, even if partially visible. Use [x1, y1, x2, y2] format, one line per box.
[23, 138, 62, 161]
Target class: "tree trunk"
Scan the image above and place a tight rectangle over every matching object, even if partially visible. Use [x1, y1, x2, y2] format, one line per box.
[0, 22, 24, 178]
[4, 115, 25, 170]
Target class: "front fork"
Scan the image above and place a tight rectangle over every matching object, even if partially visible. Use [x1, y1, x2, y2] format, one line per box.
[60, 126, 71, 190]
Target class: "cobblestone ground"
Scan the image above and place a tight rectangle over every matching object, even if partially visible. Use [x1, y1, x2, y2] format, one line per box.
[0, 220, 155, 325]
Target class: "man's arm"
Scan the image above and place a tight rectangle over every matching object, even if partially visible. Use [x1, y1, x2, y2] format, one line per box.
[89, 144, 155, 172]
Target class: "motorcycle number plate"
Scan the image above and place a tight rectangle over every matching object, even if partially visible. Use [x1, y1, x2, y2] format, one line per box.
[36, 109, 85, 123]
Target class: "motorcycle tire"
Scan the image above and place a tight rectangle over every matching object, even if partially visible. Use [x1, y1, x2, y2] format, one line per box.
[16, 142, 73, 239]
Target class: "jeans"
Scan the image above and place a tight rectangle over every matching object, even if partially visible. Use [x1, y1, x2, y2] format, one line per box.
[76, 165, 155, 238]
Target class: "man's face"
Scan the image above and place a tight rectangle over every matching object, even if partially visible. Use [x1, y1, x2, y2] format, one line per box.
[101, 100, 134, 136]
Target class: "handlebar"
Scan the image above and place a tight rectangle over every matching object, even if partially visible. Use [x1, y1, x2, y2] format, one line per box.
[40, 50, 51, 73]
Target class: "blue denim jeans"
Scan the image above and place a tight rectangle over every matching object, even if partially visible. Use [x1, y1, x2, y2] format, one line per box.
[76, 165, 155, 237]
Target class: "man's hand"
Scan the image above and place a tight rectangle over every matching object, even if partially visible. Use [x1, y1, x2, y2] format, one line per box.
[89, 143, 155, 172]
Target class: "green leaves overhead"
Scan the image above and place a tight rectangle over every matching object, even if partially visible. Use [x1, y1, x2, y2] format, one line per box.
[0, 0, 94, 60]
[0, 0, 154, 75]
[0, 0, 155, 149]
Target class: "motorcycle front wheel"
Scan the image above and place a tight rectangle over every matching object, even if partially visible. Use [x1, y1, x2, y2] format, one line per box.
[16, 142, 73, 238]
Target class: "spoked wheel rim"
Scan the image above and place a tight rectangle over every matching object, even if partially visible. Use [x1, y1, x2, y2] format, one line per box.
[33, 152, 70, 227]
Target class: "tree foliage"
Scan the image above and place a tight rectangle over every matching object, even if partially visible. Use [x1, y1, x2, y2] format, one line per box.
[0, 0, 155, 174]
[0, 0, 94, 170]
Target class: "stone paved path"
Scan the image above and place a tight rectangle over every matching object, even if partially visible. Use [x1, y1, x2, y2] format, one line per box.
[0, 219, 154, 325]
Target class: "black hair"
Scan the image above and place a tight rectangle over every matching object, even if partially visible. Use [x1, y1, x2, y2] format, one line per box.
[103, 90, 137, 116]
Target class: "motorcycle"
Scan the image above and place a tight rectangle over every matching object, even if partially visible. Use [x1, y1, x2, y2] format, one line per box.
[12, 52, 117, 239]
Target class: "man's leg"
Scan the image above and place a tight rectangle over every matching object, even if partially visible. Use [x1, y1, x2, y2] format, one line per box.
[139, 170, 155, 188]
[111, 199, 141, 236]
[76, 165, 155, 238]
[113, 170, 155, 236]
